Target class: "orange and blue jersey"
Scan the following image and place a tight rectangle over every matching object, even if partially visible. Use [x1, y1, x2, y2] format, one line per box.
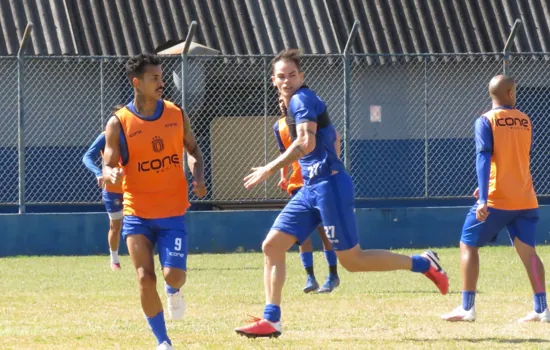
[475, 106, 537, 210]
[115, 99, 190, 219]
[273, 118, 304, 195]
[82, 132, 123, 194]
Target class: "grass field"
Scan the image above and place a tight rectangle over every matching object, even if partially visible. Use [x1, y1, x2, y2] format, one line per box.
[1, 246, 550, 349]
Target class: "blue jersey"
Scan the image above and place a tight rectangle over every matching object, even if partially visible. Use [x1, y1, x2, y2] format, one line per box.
[287, 87, 345, 185]
[82, 133, 106, 177]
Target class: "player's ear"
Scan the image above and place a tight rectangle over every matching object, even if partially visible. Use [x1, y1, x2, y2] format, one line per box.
[132, 76, 140, 89]
[271, 75, 277, 87]
[299, 71, 305, 84]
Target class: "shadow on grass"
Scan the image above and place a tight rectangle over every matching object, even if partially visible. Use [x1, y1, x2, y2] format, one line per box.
[404, 337, 550, 344]
[192, 266, 263, 271]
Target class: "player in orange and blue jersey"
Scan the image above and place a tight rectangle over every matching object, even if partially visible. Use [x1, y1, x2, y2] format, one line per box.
[236, 49, 448, 338]
[102, 54, 206, 350]
[442, 75, 548, 323]
[83, 129, 124, 270]
[273, 97, 340, 293]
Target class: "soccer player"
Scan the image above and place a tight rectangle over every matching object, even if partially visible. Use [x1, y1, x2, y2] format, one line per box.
[82, 105, 126, 270]
[273, 97, 340, 293]
[102, 53, 206, 349]
[235, 49, 449, 338]
[441, 75, 549, 322]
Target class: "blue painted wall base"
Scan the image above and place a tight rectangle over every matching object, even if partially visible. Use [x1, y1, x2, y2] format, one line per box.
[1, 206, 549, 257]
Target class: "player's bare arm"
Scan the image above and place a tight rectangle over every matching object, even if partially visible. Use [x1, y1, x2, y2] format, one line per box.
[335, 130, 341, 160]
[102, 116, 124, 185]
[244, 121, 316, 189]
[183, 112, 206, 198]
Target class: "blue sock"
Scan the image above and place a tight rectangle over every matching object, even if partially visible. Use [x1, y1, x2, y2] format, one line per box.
[411, 255, 430, 273]
[324, 250, 337, 267]
[462, 291, 476, 311]
[300, 252, 313, 269]
[534, 292, 547, 313]
[165, 283, 179, 295]
[263, 304, 281, 323]
[146, 310, 171, 345]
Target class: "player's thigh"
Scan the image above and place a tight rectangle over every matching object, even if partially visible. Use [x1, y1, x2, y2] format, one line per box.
[507, 209, 539, 248]
[126, 234, 155, 274]
[460, 205, 511, 247]
[103, 190, 124, 221]
[156, 215, 188, 272]
[314, 172, 358, 251]
[271, 189, 320, 245]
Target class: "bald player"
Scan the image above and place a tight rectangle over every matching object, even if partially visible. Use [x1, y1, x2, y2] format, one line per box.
[442, 75, 549, 323]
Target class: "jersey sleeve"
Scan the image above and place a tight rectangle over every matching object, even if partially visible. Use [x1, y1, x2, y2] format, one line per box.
[289, 93, 318, 124]
[273, 121, 286, 152]
[82, 133, 106, 177]
[474, 116, 493, 154]
[474, 117, 492, 204]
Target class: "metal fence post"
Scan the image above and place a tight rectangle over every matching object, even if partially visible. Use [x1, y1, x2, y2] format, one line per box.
[17, 22, 33, 214]
[424, 57, 429, 197]
[343, 20, 360, 171]
[264, 56, 269, 199]
[100, 58, 104, 129]
[503, 19, 522, 75]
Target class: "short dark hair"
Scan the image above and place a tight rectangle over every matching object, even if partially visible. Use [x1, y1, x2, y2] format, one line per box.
[126, 53, 162, 81]
[272, 48, 302, 72]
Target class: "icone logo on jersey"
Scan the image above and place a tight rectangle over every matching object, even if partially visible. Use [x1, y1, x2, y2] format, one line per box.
[137, 154, 180, 172]
[495, 117, 529, 129]
[137, 136, 180, 172]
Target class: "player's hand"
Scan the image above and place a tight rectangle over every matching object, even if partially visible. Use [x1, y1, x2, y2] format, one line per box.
[244, 166, 273, 189]
[96, 177, 104, 188]
[473, 188, 479, 199]
[109, 167, 124, 185]
[192, 180, 207, 198]
[476, 203, 489, 222]
[277, 178, 288, 191]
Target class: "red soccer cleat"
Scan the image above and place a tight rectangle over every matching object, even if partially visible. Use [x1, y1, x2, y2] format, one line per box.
[110, 262, 121, 271]
[235, 316, 282, 338]
[421, 250, 449, 295]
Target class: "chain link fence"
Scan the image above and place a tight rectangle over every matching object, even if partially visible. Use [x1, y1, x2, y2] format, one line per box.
[1, 53, 549, 206]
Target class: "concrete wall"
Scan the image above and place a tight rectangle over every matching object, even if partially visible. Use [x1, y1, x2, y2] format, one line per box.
[2, 206, 550, 257]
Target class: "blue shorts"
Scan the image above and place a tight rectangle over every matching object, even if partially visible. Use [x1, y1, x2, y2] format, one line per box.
[102, 190, 123, 220]
[272, 171, 358, 251]
[122, 215, 188, 270]
[461, 204, 539, 248]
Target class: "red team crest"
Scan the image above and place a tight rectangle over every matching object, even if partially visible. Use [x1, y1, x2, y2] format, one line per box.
[152, 136, 164, 153]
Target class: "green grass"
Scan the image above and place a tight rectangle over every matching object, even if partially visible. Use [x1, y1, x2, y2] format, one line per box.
[1, 246, 550, 349]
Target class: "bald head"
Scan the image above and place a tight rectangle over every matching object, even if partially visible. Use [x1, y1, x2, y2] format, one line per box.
[489, 75, 516, 106]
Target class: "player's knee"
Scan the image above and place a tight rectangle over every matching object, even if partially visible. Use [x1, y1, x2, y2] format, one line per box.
[136, 268, 157, 290]
[110, 219, 122, 233]
[164, 269, 186, 288]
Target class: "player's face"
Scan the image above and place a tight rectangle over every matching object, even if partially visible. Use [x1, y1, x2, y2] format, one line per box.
[272, 60, 304, 99]
[133, 64, 164, 99]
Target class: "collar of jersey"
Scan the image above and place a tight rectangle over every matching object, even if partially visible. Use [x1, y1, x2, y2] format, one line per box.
[127, 99, 164, 121]
[492, 105, 515, 110]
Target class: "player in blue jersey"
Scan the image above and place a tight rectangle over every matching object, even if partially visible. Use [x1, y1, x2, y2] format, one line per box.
[83, 106, 125, 270]
[235, 49, 449, 338]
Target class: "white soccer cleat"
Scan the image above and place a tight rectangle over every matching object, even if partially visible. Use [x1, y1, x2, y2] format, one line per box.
[518, 308, 550, 323]
[167, 290, 186, 321]
[157, 341, 173, 350]
[441, 306, 476, 322]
